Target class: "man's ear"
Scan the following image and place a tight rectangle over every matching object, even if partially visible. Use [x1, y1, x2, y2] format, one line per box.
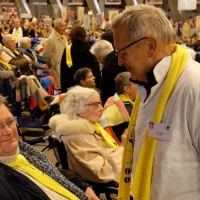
[147, 37, 157, 57]
[123, 85, 129, 93]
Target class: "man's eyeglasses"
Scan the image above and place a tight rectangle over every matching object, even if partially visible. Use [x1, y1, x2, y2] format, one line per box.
[86, 101, 103, 109]
[115, 37, 148, 57]
[0, 116, 17, 134]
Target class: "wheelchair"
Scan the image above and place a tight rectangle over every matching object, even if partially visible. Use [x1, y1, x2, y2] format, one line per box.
[24, 126, 121, 200]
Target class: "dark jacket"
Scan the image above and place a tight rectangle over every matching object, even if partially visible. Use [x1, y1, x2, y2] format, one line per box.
[18, 47, 44, 69]
[0, 163, 51, 200]
[60, 39, 101, 93]
[101, 51, 126, 104]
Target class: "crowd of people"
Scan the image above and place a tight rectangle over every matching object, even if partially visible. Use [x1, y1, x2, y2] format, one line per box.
[0, 3, 200, 200]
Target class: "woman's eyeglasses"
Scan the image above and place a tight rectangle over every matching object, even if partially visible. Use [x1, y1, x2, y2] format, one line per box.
[86, 101, 103, 109]
[0, 116, 17, 134]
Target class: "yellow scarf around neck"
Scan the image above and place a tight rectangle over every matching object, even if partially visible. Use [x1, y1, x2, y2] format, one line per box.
[118, 44, 188, 200]
[91, 122, 119, 149]
[66, 44, 73, 68]
[6, 154, 79, 200]
[119, 94, 135, 107]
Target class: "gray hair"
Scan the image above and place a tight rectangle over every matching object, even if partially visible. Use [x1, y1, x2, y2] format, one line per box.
[60, 86, 98, 120]
[53, 18, 64, 28]
[90, 40, 113, 58]
[112, 4, 177, 44]
[20, 37, 31, 48]
[115, 72, 132, 95]
[2, 34, 15, 46]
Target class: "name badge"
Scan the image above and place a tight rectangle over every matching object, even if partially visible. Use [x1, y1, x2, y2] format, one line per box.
[148, 121, 172, 142]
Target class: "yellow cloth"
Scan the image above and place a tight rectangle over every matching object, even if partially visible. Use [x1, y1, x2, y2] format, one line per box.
[118, 44, 188, 200]
[56, 31, 66, 43]
[0, 60, 12, 70]
[66, 44, 73, 68]
[31, 50, 38, 62]
[119, 94, 135, 107]
[15, 29, 19, 43]
[91, 122, 119, 149]
[14, 50, 20, 55]
[5, 154, 79, 200]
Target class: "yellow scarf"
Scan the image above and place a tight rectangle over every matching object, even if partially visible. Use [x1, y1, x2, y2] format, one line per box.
[15, 29, 19, 43]
[66, 44, 73, 68]
[119, 94, 135, 107]
[91, 122, 119, 149]
[0, 60, 12, 70]
[118, 44, 188, 200]
[6, 154, 79, 200]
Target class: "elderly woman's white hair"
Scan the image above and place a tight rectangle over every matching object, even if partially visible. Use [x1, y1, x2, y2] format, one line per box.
[90, 40, 113, 59]
[2, 34, 15, 46]
[60, 86, 98, 120]
[20, 37, 31, 48]
[112, 4, 177, 44]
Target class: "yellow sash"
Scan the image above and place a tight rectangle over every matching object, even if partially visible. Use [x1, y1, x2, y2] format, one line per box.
[15, 29, 19, 43]
[6, 154, 79, 200]
[118, 44, 188, 200]
[119, 94, 135, 107]
[66, 44, 73, 68]
[0, 60, 12, 70]
[91, 122, 119, 149]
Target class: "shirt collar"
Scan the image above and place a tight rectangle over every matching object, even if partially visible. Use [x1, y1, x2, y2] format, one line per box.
[134, 55, 172, 102]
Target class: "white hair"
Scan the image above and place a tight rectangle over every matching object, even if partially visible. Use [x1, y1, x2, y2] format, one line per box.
[53, 18, 64, 28]
[20, 37, 31, 48]
[111, 4, 177, 44]
[2, 34, 15, 46]
[90, 40, 113, 58]
[60, 86, 98, 120]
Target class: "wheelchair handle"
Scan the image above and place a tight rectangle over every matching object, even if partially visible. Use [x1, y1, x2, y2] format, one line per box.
[25, 136, 49, 145]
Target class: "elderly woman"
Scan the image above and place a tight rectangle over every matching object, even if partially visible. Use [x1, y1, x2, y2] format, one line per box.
[18, 37, 48, 72]
[49, 86, 123, 183]
[60, 26, 101, 93]
[1, 34, 34, 76]
[90, 40, 126, 104]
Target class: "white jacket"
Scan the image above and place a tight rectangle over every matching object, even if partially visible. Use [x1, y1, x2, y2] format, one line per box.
[132, 56, 200, 200]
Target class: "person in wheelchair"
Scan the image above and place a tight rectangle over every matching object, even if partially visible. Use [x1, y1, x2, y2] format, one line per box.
[0, 95, 95, 200]
[49, 86, 123, 183]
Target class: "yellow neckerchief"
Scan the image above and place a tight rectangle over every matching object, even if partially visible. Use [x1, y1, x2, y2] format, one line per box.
[56, 31, 66, 43]
[31, 49, 38, 62]
[118, 44, 188, 200]
[66, 44, 73, 68]
[91, 122, 119, 149]
[0, 60, 12, 70]
[6, 154, 79, 200]
[119, 94, 135, 107]
[14, 50, 20, 56]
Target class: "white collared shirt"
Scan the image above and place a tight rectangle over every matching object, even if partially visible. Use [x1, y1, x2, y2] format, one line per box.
[132, 55, 200, 200]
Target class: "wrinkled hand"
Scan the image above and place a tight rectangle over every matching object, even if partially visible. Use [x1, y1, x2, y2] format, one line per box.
[85, 187, 100, 200]
[121, 128, 128, 147]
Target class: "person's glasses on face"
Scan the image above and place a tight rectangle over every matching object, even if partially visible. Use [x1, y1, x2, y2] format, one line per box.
[86, 101, 103, 109]
[115, 37, 148, 58]
[0, 116, 17, 134]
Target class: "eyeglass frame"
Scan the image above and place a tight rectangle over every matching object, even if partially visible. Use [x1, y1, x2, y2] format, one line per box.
[115, 37, 149, 57]
[85, 101, 103, 109]
[0, 116, 17, 134]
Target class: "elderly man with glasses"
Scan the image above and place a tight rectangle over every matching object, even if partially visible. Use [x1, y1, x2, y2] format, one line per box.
[112, 4, 200, 200]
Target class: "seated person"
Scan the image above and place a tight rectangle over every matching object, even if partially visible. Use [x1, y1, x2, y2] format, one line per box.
[99, 72, 137, 143]
[18, 37, 48, 73]
[74, 67, 96, 88]
[0, 95, 91, 200]
[49, 86, 123, 183]
[1, 34, 34, 76]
